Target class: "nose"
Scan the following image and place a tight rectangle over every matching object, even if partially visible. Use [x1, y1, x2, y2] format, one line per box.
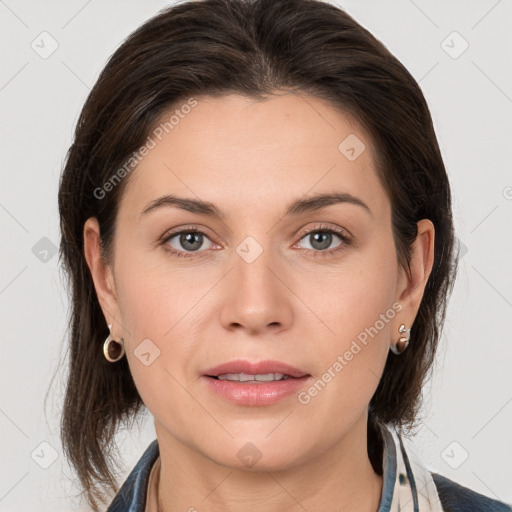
[219, 242, 294, 336]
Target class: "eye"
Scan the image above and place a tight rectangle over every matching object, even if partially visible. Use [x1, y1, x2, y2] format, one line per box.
[295, 224, 351, 257]
[162, 228, 215, 258]
[161, 223, 351, 260]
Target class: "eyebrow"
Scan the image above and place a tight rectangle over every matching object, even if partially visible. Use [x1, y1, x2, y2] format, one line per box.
[140, 191, 372, 219]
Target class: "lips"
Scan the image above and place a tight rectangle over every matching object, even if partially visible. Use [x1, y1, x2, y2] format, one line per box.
[203, 359, 309, 379]
[202, 360, 312, 406]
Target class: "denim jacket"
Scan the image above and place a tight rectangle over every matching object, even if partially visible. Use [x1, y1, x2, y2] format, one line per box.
[106, 425, 511, 512]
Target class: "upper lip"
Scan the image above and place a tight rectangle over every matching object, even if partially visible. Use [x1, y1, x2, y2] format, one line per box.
[203, 359, 309, 378]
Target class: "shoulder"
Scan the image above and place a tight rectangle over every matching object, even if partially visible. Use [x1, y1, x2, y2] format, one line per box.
[431, 472, 511, 512]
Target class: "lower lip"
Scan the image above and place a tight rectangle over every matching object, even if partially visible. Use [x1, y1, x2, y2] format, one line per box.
[202, 375, 312, 406]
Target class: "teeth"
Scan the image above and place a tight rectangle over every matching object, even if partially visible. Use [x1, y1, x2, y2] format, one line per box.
[217, 373, 289, 382]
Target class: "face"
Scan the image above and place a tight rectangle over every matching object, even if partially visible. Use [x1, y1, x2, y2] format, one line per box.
[86, 92, 433, 471]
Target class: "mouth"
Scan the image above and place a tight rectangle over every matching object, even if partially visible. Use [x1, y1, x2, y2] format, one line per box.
[207, 373, 297, 382]
[203, 359, 310, 380]
[201, 359, 311, 405]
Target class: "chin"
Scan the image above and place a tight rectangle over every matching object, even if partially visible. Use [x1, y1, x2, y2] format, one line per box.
[201, 438, 310, 473]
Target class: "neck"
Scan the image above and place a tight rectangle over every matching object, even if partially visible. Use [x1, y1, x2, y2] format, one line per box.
[154, 412, 383, 512]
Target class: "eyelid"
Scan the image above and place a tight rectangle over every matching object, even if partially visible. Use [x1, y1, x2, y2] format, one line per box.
[161, 224, 215, 243]
[295, 222, 352, 241]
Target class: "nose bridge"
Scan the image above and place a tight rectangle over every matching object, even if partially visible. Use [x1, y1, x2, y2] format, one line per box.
[233, 232, 280, 299]
[220, 231, 293, 332]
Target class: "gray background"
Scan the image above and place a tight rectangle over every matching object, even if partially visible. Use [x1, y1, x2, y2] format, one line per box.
[1, 0, 511, 510]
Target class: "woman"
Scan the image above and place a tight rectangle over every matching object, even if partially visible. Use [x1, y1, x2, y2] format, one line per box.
[57, 0, 511, 510]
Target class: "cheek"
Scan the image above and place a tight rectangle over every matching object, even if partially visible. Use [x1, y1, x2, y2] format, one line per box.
[296, 237, 397, 406]
[115, 271, 199, 428]
[113, 236, 197, 337]
[304, 236, 398, 349]
[111, 246, 211, 410]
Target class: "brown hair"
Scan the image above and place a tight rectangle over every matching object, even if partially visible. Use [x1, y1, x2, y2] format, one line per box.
[55, 0, 458, 508]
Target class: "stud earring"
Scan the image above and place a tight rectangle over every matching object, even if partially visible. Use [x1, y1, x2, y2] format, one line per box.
[390, 323, 411, 355]
[103, 323, 125, 362]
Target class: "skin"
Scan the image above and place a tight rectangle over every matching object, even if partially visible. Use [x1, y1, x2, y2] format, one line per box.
[84, 92, 435, 512]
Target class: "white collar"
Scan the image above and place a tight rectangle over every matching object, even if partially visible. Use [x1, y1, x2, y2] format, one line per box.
[379, 423, 444, 512]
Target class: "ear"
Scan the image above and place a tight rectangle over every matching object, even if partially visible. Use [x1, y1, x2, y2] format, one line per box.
[395, 219, 435, 324]
[83, 217, 122, 334]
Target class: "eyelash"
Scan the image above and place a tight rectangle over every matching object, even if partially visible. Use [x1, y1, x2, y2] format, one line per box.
[160, 223, 352, 260]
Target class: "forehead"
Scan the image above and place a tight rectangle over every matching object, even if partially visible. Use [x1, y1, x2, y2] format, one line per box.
[118, 92, 388, 221]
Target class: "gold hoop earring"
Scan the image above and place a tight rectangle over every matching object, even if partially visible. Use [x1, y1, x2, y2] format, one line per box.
[103, 324, 125, 363]
[390, 323, 411, 355]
